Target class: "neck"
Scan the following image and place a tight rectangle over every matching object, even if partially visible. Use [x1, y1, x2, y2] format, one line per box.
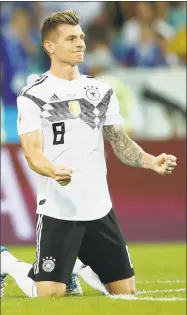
[49, 60, 79, 81]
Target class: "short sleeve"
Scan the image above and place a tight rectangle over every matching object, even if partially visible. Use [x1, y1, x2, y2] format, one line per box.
[104, 90, 124, 126]
[17, 96, 42, 135]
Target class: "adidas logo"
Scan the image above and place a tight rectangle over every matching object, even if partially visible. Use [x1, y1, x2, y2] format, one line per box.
[50, 94, 60, 101]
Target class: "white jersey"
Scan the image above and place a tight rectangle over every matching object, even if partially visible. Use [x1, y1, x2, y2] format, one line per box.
[17, 71, 124, 221]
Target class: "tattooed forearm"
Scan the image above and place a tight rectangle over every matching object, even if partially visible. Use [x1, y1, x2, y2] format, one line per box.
[103, 125, 153, 168]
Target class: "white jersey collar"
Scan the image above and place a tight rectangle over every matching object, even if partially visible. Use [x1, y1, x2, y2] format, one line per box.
[46, 71, 82, 83]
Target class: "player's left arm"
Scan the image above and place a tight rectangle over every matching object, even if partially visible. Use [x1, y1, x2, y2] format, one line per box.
[103, 124, 177, 175]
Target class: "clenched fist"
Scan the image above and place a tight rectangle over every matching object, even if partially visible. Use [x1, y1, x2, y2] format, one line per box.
[54, 167, 73, 186]
[152, 153, 177, 176]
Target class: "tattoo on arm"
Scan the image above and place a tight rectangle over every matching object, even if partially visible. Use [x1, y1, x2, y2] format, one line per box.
[103, 125, 145, 167]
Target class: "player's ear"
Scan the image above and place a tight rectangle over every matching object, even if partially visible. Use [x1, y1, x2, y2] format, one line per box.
[43, 40, 54, 55]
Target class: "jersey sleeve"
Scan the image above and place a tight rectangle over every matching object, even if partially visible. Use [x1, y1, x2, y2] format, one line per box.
[17, 96, 42, 135]
[104, 90, 124, 126]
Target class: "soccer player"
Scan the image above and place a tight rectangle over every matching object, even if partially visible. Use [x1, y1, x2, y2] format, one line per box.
[1, 10, 177, 298]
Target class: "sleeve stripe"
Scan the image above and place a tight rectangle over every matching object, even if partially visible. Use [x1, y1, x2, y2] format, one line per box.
[19, 75, 48, 97]
[23, 94, 46, 109]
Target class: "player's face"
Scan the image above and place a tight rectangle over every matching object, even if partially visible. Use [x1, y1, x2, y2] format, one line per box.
[51, 24, 86, 65]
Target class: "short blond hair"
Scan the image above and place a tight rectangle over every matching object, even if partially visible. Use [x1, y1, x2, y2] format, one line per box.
[40, 10, 79, 44]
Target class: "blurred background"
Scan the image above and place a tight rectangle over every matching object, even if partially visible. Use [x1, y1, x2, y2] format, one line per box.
[1, 1, 186, 244]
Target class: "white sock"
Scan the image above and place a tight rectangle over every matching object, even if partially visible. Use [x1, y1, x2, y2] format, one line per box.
[73, 259, 108, 295]
[1, 251, 37, 298]
[72, 259, 83, 275]
[79, 266, 108, 295]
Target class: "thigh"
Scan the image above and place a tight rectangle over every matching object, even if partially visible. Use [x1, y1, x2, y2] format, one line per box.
[29, 214, 85, 285]
[78, 209, 135, 284]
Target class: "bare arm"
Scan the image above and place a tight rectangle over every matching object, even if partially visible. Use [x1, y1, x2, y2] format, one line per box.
[20, 130, 57, 177]
[103, 125, 177, 174]
[103, 124, 154, 169]
[20, 130, 72, 183]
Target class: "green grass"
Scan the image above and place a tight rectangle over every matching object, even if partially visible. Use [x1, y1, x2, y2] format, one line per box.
[2, 243, 186, 315]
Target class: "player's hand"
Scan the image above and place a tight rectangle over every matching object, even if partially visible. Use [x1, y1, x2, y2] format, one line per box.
[54, 167, 73, 186]
[152, 153, 177, 176]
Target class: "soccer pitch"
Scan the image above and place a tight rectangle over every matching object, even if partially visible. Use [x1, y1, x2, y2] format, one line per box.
[2, 243, 186, 315]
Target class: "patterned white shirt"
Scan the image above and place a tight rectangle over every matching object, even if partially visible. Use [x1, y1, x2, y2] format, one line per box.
[17, 71, 124, 221]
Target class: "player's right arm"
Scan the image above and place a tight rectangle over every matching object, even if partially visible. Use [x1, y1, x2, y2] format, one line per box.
[17, 95, 72, 185]
[20, 129, 56, 177]
[19, 130, 71, 183]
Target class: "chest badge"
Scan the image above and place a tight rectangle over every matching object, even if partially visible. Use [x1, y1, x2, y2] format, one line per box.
[68, 100, 81, 117]
[85, 86, 100, 101]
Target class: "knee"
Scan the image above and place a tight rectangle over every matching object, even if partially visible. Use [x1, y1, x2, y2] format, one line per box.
[107, 287, 136, 295]
[122, 283, 136, 295]
[129, 277, 136, 295]
[105, 277, 136, 295]
[36, 282, 66, 297]
[128, 287, 136, 295]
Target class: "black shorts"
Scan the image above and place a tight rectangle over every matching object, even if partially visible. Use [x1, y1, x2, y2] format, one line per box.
[28, 209, 135, 285]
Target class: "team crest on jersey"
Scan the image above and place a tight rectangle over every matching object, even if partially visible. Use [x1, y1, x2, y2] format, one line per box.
[42, 257, 56, 272]
[85, 87, 100, 101]
[68, 100, 81, 117]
